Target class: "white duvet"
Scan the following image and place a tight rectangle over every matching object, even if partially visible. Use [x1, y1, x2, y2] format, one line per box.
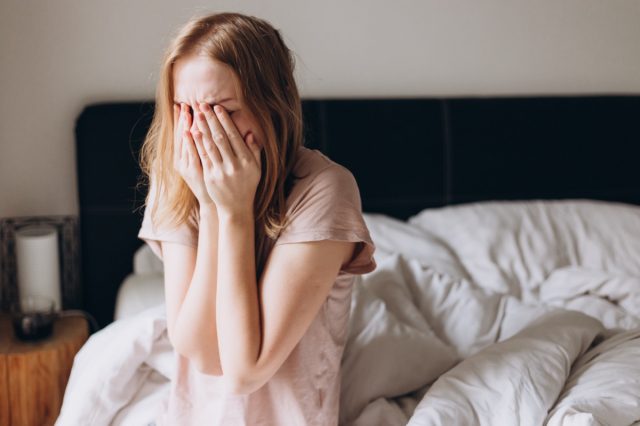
[56, 200, 640, 426]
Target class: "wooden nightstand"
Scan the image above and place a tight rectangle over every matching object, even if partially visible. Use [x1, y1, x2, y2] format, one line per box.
[0, 313, 89, 426]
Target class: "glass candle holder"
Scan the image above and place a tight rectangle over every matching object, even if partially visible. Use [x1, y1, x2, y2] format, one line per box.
[10, 295, 56, 341]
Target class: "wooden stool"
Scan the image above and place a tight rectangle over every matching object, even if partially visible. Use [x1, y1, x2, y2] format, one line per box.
[0, 313, 89, 426]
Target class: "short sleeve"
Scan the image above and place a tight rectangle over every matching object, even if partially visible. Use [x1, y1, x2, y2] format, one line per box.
[274, 164, 377, 275]
[137, 179, 198, 262]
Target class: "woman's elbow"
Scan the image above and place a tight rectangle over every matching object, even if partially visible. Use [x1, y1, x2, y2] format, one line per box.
[222, 374, 260, 396]
[171, 336, 223, 376]
[192, 353, 224, 376]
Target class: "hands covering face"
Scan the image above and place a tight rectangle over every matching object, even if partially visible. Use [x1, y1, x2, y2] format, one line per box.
[173, 102, 262, 218]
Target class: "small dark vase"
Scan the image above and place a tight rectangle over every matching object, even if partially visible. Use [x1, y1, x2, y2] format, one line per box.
[10, 295, 56, 341]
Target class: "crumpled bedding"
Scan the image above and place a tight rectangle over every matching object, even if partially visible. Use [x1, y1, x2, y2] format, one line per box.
[344, 200, 640, 426]
[56, 200, 640, 426]
[55, 304, 173, 426]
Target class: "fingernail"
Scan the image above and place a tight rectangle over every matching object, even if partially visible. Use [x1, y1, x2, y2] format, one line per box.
[200, 102, 209, 111]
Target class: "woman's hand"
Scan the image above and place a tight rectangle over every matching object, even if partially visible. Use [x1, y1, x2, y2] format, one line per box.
[173, 103, 215, 207]
[190, 102, 262, 220]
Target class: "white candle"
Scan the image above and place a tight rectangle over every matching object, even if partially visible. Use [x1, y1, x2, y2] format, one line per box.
[15, 224, 62, 311]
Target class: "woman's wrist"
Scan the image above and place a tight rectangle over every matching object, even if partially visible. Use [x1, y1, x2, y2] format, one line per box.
[199, 201, 218, 220]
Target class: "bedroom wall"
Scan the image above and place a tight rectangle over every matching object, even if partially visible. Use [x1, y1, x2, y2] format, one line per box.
[1, 0, 639, 218]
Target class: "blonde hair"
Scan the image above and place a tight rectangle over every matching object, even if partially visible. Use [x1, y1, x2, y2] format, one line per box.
[138, 12, 307, 276]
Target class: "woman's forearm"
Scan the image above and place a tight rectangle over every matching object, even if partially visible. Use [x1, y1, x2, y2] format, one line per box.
[172, 204, 223, 375]
[216, 212, 262, 392]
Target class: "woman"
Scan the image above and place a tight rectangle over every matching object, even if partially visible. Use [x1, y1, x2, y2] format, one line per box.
[137, 12, 377, 425]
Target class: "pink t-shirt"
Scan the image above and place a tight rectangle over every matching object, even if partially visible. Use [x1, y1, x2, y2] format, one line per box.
[137, 146, 377, 425]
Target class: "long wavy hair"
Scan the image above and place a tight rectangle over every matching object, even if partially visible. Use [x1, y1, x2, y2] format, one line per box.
[138, 12, 306, 277]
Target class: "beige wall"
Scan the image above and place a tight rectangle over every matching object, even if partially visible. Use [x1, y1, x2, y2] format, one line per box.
[1, 0, 639, 218]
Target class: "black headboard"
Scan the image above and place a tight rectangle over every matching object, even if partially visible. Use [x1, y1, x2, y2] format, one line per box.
[76, 96, 640, 329]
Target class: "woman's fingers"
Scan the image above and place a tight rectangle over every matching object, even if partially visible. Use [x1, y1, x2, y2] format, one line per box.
[194, 104, 223, 165]
[199, 103, 236, 163]
[191, 128, 212, 169]
[246, 133, 261, 167]
[183, 129, 202, 170]
[211, 104, 252, 162]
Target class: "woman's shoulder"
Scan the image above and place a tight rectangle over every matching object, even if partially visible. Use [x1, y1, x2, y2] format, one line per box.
[287, 146, 359, 204]
[276, 147, 376, 275]
[291, 146, 335, 177]
[286, 147, 360, 213]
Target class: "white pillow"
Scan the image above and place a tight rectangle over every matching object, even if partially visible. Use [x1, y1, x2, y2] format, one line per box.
[114, 273, 165, 321]
[134, 243, 164, 274]
[407, 200, 640, 296]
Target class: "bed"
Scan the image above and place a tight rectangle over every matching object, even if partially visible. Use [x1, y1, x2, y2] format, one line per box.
[57, 96, 640, 425]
